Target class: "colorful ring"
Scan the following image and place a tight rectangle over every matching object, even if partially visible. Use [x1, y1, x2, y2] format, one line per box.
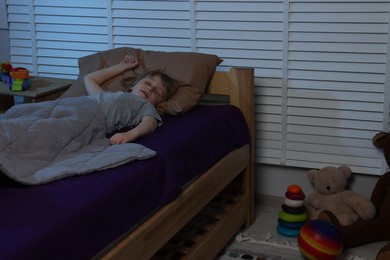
[284, 197, 304, 207]
[285, 191, 305, 200]
[282, 204, 306, 214]
[279, 210, 307, 223]
[277, 225, 300, 237]
[278, 218, 306, 229]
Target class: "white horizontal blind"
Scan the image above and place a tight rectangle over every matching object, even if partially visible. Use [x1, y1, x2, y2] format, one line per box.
[111, 0, 192, 51]
[286, 0, 390, 174]
[7, 0, 110, 78]
[7, 0, 35, 73]
[195, 0, 286, 166]
[6, 0, 390, 175]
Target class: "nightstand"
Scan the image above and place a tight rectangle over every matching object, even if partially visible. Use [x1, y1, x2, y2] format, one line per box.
[0, 76, 74, 113]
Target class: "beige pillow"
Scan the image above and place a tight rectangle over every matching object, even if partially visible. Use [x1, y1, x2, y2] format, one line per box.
[61, 47, 222, 115]
[60, 48, 143, 97]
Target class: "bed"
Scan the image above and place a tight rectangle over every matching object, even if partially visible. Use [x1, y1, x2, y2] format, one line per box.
[0, 48, 254, 259]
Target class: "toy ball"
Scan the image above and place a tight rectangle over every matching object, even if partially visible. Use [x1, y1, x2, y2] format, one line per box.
[297, 219, 343, 260]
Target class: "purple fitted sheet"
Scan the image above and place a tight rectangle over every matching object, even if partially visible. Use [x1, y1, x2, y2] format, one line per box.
[0, 104, 249, 260]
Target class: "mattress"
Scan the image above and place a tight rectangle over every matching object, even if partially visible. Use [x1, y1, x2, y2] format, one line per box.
[0, 104, 250, 259]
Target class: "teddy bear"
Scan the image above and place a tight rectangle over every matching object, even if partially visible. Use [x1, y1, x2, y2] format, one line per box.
[318, 131, 390, 259]
[305, 165, 376, 226]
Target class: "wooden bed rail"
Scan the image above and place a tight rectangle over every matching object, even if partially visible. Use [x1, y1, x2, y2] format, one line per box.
[208, 67, 255, 225]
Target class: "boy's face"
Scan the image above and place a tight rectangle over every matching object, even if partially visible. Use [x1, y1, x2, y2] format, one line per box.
[131, 75, 167, 106]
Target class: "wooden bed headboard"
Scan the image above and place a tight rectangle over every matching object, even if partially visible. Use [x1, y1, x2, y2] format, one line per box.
[207, 67, 254, 138]
[207, 67, 255, 222]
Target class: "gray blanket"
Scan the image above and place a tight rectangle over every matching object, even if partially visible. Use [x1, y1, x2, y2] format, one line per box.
[0, 96, 156, 185]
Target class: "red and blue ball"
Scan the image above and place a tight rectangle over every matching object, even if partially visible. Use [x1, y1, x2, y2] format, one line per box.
[297, 219, 343, 260]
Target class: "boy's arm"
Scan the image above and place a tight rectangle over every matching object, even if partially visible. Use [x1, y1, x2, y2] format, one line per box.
[83, 55, 139, 95]
[109, 115, 158, 145]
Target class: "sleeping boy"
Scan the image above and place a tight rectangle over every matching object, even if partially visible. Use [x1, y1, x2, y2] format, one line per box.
[83, 55, 179, 145]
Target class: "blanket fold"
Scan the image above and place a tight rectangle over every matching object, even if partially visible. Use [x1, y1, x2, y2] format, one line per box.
[0, 96, 156, 185]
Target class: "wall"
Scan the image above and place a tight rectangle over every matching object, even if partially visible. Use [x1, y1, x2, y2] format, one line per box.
[256, 164, 379, 199]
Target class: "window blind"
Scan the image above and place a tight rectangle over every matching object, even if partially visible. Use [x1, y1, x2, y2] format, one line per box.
[6, 0, 390, 175]
[286, 0, 389, 174]
[8, 0, 110, 78]
[111, 1, 191, 51]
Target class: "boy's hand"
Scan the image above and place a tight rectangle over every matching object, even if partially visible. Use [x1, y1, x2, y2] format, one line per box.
[109, 132, 133, 145]
[120, 55, 139, 70]
[109, 116, 157, 145]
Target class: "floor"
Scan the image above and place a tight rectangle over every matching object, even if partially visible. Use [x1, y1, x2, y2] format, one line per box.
[239, 195, 388, 260]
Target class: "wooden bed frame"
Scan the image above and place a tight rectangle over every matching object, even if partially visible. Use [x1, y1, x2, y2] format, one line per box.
[98, 67, 255, 260]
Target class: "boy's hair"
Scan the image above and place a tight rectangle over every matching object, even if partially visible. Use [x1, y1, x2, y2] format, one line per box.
[123, 70, 179, 101]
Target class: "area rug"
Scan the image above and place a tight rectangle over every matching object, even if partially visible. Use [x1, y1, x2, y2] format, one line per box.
[217, 232, 303, 260]
[217, 232, 373, 260]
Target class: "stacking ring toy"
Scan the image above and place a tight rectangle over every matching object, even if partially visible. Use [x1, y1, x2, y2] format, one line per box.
[285, 191, 305, 200]
[284, 197, 305, 207]
[279, 210, 307, 223]
[278, 218, 305, 229]
[287, 184, 302, 194]
[282, 204, 306, 214]
[277, 225, 300, 237]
